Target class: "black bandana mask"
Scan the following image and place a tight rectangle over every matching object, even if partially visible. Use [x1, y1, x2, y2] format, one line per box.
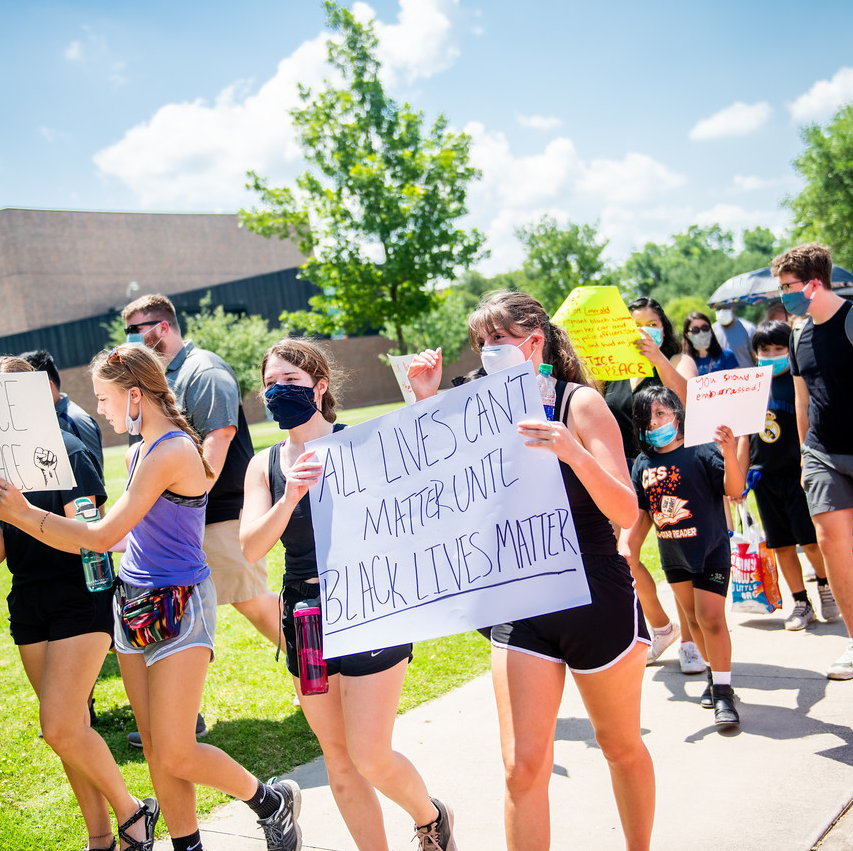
[264, 383, 319, 430]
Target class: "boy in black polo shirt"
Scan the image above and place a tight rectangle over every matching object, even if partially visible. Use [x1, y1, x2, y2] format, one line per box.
[736, 321, 838, 630]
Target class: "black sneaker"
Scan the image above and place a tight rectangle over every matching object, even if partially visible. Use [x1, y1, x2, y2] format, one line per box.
[712, 684, 740, 729]
[414, 797, 458, 851]
[257, 778, 302, 851]
[700, 668, 713, 709]
[128, 713, 208, 748]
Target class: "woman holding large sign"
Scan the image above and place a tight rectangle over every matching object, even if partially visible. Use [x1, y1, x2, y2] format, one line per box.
[0, 345, 301, 851]
[239, 338, 458, 851]
[0, 356, 154, 851]
[409, 291, 655, 851]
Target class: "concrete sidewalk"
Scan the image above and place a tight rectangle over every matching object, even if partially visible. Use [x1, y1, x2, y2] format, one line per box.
[155, 585, 853, 850]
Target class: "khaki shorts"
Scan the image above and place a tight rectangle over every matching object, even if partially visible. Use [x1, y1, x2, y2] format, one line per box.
[203, 518, 268, 605]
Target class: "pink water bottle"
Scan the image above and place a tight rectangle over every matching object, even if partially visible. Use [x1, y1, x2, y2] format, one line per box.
[293, 601, 328, 695]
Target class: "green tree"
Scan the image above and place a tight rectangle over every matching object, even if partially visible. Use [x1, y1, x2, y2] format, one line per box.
[516, 215, 614, 316]
[240, 1, 485, 354]
[786, 103, 853, 268]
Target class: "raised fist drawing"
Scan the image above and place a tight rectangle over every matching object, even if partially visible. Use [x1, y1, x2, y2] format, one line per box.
[34, 447, 58, 486]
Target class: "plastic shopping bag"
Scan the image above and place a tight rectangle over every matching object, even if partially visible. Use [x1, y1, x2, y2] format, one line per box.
[730, 504, 782, 614]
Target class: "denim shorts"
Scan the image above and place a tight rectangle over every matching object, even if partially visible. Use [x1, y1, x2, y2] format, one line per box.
[113, 575, 217, 667]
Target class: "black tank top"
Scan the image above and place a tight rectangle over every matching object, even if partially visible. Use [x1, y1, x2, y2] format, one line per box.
[267, 425, 346, 581]
[555, 381, 618, 555]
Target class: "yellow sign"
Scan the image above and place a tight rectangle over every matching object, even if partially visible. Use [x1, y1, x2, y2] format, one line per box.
[552, 286, 653, 380]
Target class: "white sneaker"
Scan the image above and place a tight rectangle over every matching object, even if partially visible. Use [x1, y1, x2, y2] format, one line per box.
[646, 621, 680, 665]
[784, 600, 815, 631]
[819, 585, 840, 621]
[678, 641, 706, 674]
[827, 639, 853, 680]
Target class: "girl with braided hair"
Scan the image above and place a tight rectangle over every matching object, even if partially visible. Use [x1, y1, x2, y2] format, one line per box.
[0, 344, 301, 851]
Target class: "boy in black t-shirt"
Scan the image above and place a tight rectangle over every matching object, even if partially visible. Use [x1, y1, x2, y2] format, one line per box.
[626, 386, 745, 729]
[735, 321, 837, 630]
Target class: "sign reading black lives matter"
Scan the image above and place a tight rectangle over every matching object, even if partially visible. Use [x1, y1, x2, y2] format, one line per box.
[308, 363, 590, 658]
[0, 371, 77, 492]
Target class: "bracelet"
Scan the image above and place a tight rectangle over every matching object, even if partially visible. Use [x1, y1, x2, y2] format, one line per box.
[39, 510, 50, 534]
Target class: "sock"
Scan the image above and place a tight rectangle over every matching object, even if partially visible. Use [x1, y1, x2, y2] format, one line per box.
[244, 779, 281, 820]
[817, 577, 829, 587]
[652, 621, 674, 636]
[793, 590, 809, 603]
[172, 831, 203, 851]
[711, 670, 731, 686]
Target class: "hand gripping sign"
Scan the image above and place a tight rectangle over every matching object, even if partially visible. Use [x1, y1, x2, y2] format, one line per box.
[308, 363, 591, 658]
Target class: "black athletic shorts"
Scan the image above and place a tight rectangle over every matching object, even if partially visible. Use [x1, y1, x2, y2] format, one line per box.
[280, 583, 412, 679]
[663, 563, 731, 597]
[7, 572, 115, 646]
[489, 553, 650, 673]
[752, 472, 817, 550]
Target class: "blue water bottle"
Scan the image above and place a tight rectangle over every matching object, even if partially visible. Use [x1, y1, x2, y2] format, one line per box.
[74, 497, 114, 592]
[537, 363, 557, 421]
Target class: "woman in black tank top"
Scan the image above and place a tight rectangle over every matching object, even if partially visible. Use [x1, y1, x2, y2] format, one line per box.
[240, 338, 459, 851]
[409, 292, 655, 851]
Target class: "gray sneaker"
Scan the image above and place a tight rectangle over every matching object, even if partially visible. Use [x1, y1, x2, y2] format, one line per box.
[819, 585, 840, 621]
[784, 600, 815, 631]
[257, 778, 302, 851]
[827, 640, 853, 681]
[415, 798, 457, 851]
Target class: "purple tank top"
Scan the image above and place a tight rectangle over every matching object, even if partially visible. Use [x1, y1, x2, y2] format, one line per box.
[118, 430, 209, 588]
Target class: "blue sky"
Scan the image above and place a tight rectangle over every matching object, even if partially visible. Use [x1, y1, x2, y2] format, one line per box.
[3, 0, 853, 273]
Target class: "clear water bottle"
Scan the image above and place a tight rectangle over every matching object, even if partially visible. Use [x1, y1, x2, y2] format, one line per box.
[294, 600, 329, 695]
[74, 497, 114, 592]
[537, 363, 557, 421]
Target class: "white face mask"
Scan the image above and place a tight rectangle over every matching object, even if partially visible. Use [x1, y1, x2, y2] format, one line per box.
[716, 309, 734, 326]
[480, 335, 533, 375]
[125, 390, 142, 436]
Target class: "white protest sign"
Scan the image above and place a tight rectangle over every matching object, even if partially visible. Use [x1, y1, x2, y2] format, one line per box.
[684, 366, 772, 447]
[387, 354, 417, 405]
[308, 363, 590, 658]
[0, 371, 77, 492]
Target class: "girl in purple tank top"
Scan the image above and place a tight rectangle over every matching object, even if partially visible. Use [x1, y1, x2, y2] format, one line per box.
[0, 344, 301, 851]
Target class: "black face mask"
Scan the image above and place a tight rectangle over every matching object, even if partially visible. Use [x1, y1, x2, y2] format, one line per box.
[264, 383, 318, 430]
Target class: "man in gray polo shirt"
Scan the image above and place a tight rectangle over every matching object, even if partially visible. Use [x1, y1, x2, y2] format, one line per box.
[122, 295, 282, 644]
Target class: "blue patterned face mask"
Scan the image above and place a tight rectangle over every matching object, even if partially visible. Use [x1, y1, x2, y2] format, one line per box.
[640, 326, 664, 347]
[264, 383, 318, 430]
[757, 354, 789, 376]
[780, 289, 812, 317]
[644, 419, 678, 448]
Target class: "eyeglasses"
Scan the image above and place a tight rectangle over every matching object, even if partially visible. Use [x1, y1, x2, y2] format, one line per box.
[124, 320, 160, 335]
[779, 280, 806, 295]
[688, 324, 712, 334]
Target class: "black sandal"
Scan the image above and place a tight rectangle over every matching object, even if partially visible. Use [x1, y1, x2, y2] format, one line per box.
[84, 838, 116, 851]
[118, 798, 160, 851]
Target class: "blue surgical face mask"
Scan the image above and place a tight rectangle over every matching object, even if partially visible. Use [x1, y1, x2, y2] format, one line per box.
[758, 354, 790, 376]
[781, 289, 812, 317]
[640, 326, 664, 347]
[644, 419, 678, 448]
[126, 333, 145, 345]
[264, 383, 319, 430]
[125, 391, 142, 436]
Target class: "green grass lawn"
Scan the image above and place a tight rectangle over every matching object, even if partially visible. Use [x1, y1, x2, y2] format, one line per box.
[0, 401, 662, 851]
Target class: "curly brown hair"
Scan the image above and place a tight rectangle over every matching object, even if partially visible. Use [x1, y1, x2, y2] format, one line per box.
[771, 243, 833, 288]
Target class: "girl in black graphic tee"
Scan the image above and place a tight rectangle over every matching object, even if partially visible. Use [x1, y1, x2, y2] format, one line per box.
[627, 386, 745, 729]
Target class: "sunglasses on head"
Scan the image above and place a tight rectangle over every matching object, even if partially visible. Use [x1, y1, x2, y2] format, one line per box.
[689, 323, 712, 333]
[124, 320, 160, 335]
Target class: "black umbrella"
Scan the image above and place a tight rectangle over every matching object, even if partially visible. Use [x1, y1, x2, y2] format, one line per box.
[707, 264, 853, 308]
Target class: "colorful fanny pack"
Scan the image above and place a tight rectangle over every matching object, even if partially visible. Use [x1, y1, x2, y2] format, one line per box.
[119, 584, 194, 648]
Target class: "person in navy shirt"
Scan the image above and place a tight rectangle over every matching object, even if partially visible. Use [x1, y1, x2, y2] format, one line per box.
[682, 311, 739, 376]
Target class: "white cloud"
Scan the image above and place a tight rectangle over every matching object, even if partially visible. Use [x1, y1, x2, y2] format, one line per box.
[576, 153, 686, 205]
[354, 0, 460, 83]
[39, 127, 57, 142]
[788, 67, 853, 122]
[64, 40, 82, 60]
[693, 202, 790, 235]
[93, 1, 463, 210]
[689, 101, 772, 141]
[516, 114, 563, 130]
[729, 174, 792, 193]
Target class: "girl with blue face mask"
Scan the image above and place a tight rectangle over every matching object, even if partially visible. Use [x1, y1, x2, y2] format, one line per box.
[630, 386, 744, 729]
